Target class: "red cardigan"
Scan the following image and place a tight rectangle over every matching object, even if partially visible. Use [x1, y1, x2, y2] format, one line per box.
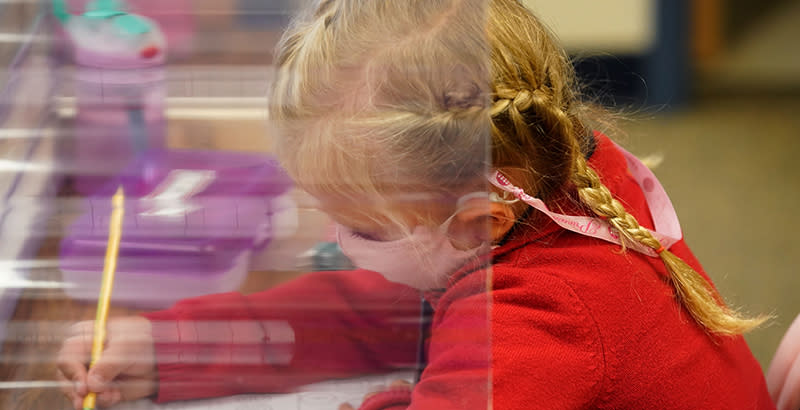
[143, 135, 775, 409]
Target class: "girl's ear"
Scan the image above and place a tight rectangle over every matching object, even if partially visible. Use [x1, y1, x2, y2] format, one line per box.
[449, 198, 517, 249]
[487, 201, 517, 242]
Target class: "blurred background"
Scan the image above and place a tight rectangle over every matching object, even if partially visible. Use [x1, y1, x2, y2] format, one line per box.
[0, 0, 798, 407]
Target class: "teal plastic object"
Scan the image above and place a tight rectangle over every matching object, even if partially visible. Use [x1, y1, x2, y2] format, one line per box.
[53, 0, 151, 35]
[112, 14, 152, 35]
[51, 0, 167, 68]
[83, 0, 152, 35]
[83, 10, 125, 19]
[86, 0, 127, 13]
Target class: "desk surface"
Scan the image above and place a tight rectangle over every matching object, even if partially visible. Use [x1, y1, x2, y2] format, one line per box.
[0, 106, 309, 409]
[0, 240, 306, 409]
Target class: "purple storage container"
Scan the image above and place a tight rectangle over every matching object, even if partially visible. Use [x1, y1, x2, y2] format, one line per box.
[60, 149, 295, 308]
[54, 1, 170, 193]
[66, 66, 167, 194]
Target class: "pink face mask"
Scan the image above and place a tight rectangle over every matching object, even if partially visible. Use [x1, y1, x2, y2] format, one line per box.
[336, 193, 492, 290]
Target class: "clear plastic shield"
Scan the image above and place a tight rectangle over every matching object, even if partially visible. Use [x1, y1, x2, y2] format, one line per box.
[1, 1, 493, 409]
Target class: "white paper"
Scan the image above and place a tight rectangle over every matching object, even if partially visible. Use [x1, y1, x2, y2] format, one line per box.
[112, 372, 414, 410]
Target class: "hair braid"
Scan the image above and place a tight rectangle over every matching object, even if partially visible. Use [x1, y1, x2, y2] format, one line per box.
[571, 158, 659, 251]
[572, 151, 769, 335]
[275, 0, 336, 67]
[491, 88, 535, 140]
[492, 78, 769, 335]
[494, 75, 771, 335]
[271, 0, 346, 133]
[490, 85, 578, 201]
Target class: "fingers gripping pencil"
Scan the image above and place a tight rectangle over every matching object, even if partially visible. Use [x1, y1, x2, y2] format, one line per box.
[83, 187, 124, 410]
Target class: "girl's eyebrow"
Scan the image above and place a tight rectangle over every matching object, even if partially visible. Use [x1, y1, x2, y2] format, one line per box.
[325, 211, 378, 232]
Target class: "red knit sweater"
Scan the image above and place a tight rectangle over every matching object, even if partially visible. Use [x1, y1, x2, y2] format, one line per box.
[143, 135, 774, 409]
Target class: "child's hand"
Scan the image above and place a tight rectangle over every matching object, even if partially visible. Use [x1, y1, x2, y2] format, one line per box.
[56, 316, 157, 410]
[338, 379, 413, 410]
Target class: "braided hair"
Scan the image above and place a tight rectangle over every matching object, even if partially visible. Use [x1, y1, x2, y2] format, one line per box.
[487, 0, 767, 335]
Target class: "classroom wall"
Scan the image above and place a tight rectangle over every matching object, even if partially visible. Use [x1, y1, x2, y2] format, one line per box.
[522, 0, 657, 54]
[724, 0, 794, 45]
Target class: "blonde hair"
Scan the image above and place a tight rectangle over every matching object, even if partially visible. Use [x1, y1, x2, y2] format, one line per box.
[269, 0, 767, 335]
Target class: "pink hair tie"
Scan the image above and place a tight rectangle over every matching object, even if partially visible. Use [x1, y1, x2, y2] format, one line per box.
[656, 245, 667, 254]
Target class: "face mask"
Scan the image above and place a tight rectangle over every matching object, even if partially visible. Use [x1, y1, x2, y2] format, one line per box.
[336, 192, 491, 290]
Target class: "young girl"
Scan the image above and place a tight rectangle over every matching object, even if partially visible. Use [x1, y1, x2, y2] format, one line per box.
[58, 0, 776, 409]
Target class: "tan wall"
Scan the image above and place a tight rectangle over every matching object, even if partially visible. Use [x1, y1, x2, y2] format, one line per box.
[522, 0, 657, 54]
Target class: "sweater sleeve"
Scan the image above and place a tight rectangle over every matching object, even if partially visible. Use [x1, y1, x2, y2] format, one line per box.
[396, 266, 604, 410]
[141, 270, 423, 403]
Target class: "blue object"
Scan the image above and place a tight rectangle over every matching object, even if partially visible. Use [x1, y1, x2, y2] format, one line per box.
[572, 0, 690, 110]
[236, 0, 292, 29]
[310, 242, 355, 271]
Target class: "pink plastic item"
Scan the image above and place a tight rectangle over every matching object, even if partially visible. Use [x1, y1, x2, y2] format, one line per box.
[490, 138, 682, 257]
[767, 313, 800, 410]
[65, 0, 194, 57]
[67, 65, 166, 194]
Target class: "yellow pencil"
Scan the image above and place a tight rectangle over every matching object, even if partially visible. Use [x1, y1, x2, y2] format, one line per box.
[83, 187, 125, 410]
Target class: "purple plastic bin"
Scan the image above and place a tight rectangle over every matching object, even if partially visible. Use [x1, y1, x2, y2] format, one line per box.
[67, 66, 166, 194]
[60, 149, 294, 308]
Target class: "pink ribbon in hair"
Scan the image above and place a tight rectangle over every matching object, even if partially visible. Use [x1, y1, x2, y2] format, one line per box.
[488, 142, 682, 257]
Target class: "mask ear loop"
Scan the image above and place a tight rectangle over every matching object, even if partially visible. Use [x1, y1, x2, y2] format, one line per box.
[455, 191, 491, 208]
[456, 191, 520, 208]
[440, 192, 484, 234]
[441, 190, 520, 243]
[489, 191, 520, 205]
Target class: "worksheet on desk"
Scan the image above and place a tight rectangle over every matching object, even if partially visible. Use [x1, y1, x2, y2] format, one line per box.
[113, 372, 415, 410]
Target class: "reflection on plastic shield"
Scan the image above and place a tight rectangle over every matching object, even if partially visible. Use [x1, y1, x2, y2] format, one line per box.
[1, 1, 491, 410]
